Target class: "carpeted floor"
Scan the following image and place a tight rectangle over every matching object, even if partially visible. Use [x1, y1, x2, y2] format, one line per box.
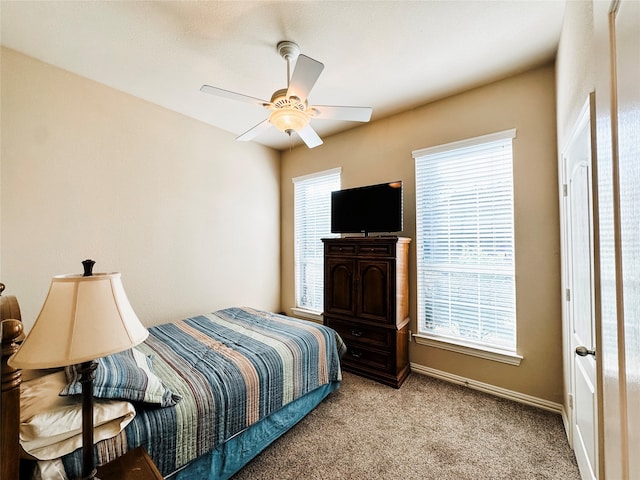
[232, 371, 580, 480]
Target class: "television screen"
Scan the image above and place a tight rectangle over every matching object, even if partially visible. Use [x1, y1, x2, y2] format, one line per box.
[331, 181, 403, 235]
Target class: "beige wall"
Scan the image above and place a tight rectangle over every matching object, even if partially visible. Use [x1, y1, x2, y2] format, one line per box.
[556, 0, 595, 141]
[281, 64, 563, 403]
[1, 48, 281, 331]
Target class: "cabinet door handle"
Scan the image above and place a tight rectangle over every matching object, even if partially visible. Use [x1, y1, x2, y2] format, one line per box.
[351, 329, 363, 337]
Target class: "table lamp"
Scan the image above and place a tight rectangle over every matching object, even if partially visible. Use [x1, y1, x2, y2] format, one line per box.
[9, 260, 148, 480]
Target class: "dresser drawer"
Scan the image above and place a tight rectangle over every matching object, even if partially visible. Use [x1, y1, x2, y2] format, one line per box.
[326, 317, 393, 350]
[342, 345, 395, 374]
[324, 240, 396, 257]
[325, 243, 357, 255]
[356, 242, 395, 256]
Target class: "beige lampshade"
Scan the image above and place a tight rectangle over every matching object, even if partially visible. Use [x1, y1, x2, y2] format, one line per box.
[9, 273, 148, 370]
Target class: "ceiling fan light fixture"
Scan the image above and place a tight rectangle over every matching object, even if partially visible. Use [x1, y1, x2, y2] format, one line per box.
[200, 40, 371, 148]
[269, 108, 310, 133]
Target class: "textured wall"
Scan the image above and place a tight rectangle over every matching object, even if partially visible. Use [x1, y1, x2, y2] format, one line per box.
[280, 64, 563, 404]
[1, 47, 281, 330]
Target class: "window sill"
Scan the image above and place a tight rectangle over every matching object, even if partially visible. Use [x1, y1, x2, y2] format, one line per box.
[290, 307, 323, 324]
[413, 334, 523, 366]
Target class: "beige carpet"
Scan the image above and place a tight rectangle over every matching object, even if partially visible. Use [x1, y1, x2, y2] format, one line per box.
[232, 371, 580, 480]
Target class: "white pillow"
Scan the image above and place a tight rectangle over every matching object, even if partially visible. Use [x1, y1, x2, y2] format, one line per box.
[20, 370, 135, 460]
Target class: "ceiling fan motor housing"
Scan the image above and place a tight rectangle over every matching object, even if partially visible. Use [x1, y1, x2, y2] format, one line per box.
[270, 89, 307, 111]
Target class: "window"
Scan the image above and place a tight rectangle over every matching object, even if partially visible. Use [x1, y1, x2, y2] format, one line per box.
[413, 130, 518, 360]
[292, 168, 341, 314]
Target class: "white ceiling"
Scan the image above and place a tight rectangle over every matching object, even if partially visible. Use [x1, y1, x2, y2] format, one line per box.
[0, 0, 566, 151]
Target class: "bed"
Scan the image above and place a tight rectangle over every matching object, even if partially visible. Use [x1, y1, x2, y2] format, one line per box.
[1, 286, 345, 480]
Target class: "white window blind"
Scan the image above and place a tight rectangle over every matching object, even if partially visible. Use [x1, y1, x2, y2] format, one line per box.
[413, 130, 517, 352]
[293, 168, 341, 312]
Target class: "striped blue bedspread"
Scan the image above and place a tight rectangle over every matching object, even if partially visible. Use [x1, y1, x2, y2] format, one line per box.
[61, 307, 345, 477]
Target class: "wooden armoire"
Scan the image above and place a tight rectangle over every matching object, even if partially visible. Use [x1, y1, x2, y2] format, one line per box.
[322, 236, 411, 388]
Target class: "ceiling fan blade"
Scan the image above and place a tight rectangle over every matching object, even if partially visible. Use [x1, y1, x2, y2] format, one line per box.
[236, 118, 272, 141]
[296, 125, 323, 149]
[200, 85, 268, 108]
[312, 105, 373, 122]
[287, 55, 324, 101]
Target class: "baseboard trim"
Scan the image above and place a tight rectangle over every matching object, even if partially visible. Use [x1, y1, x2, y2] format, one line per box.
[409, 362, 564, 414]
[561, 406, 573, 447]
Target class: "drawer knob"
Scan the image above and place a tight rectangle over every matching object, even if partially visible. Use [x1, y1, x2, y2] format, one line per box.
[351, 329, 363, 337]
[350, 350, 363, 358]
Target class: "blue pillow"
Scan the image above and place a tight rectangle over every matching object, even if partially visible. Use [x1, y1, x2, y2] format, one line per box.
[60, 348, 181, 407]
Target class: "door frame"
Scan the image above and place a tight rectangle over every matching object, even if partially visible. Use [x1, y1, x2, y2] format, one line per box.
[559, 92, 604, 479]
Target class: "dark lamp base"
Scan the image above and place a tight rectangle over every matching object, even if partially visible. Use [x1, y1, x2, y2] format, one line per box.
[78, 360, 99, 480]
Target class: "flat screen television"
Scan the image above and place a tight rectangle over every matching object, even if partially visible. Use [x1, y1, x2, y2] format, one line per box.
[331, 181, 403, 236]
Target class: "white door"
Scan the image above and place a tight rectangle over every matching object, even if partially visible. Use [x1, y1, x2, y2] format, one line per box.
[563, 99, 598, 480]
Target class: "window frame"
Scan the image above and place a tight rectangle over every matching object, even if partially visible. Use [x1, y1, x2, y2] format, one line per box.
[412, 129, 522, 365]
[291, 167, 341, 320]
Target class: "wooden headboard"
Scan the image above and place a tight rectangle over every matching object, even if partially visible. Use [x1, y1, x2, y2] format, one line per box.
[1, 283, 24, 480]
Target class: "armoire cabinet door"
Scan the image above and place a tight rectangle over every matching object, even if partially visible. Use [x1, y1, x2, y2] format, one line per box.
[356, 260, 394, 324]
[324, 257, 356, 316]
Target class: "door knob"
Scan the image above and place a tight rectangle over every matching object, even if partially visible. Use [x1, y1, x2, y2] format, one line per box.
[575, 346, 596, 357]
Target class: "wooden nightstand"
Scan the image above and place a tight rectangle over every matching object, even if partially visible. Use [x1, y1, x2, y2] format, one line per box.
[96, 446, 163, 480]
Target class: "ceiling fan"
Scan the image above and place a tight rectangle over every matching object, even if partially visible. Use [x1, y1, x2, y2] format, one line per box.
[200, 41, 373, 149]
